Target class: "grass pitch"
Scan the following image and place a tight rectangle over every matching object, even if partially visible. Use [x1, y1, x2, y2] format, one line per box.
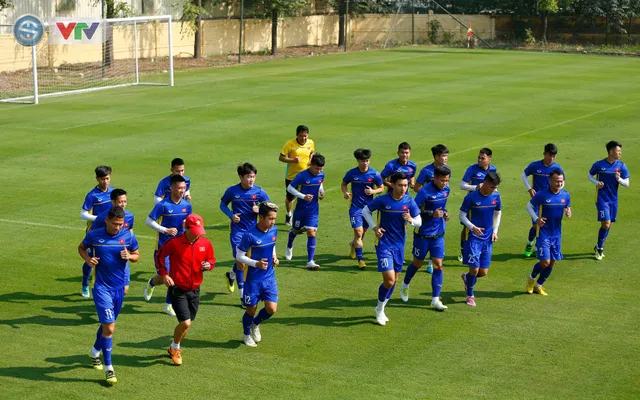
[0, 47, 638, 399]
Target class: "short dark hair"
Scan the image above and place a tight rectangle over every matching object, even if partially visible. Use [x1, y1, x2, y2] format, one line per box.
[170, 175, 186, 186]
[390, 171, 408, 183]
[95, 165, 112, 178]
[434, 165, 451, 178]
[484, 171, 501, 185]
[479, 148, 492, 157]
[549, 169, 564, 178]
[398, 142, 411, 151]
[354, 148, 372, 160]
[259, 201, 279, 217]
[311, 153, 325, 167]
[108, 206, 125, 220]
[296, 125, 309, 135]
[171, 158, 185, 168]
[237, 162, 257, 176]
[110, 188, 127, 201]
[606, 141, 622, 152]
[431, 144, 449, 157]
[544, 143, 558, 155]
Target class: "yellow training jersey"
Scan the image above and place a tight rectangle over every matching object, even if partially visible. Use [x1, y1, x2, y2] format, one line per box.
[281, 138, 315, 180]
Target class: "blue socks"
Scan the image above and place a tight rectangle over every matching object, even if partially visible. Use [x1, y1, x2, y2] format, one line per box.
[378, 284, 390, 302]
[287, 230, 296, 248]
[537, 266, 553, 286]
[101, 335, 113, 366]
[465, 273, 477, 297]
[597, 227, 610, 249]
[386, 284, 395, 300]
[307, 236, 316, 262]
[165, 292, 172, 305]
[253, 308, 273, 326]
[528, 226, 536, 242]
[242, 312, 253, 335]
[82, 263, 91, 287]
[432, 268, 443, 298]
[233, 263, 244, 290]
[530, 262, 542, 279]
[355, 247, 364, 261]
[404, 263, 419, 285]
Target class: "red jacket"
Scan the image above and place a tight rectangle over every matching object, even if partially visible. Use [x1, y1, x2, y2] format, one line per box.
[155, 234, 216, 291]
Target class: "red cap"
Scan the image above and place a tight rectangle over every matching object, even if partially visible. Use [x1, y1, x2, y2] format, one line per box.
[185, 214, 206, 235]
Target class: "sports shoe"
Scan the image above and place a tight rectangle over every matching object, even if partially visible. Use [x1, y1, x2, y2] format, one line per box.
[164, 304, 176, 316]
[285, 247, 293, 261]
[167, 346, 182, 365]
[105, 369, 117, 385]
[88, 352, 103, 370]
[461, 273, 468, 292]
[374, 307, 387, 326]
[431, 299, 448, 311]
[426, 260, 434, 274]
[244, 334, 257, 347]
[143, 282, 154, 301]
[250, 323, 262, 343]
[466, 296, 476, 307]
[594, 246, 604, 261]
[284, 214, 292, 226]
[306, 260, 320, 271]
[525, 278, 536, 294]
[524, 242, 534, 257]
[81, 285, 90, 299]
[349, 242, 356, 259]
[225, 271, 236, 293]
[534, 285, 548, 296]
[457, 250, 463, 262]
[358, 260, 366, 269]
[400, 283, 409, 302]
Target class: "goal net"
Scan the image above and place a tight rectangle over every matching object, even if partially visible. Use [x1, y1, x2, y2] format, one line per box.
[0, 15, 174, 104]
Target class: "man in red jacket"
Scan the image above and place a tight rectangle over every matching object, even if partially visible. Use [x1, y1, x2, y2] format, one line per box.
[155, 213, 216, 365]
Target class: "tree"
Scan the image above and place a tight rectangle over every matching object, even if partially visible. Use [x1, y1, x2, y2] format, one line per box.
[173, 0, 211, 59]
[0, 0, 12, 12]
[627, 0, 640, 38]
[576, 0, 630, 43]
[538, 0, 559, 43]
[252, 0, 309, 55]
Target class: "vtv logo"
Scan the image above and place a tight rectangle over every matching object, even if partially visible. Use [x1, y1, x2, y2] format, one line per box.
[56, 21, 100, 40]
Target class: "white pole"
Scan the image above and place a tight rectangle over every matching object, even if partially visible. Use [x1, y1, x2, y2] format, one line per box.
[168, 16, 174, 87]
[134, 21, 139, 84]
[32, 45, 39, 105]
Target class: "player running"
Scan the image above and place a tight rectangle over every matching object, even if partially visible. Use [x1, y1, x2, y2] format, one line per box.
[381, 142, 417, 191]
[154, 158, 191, 204]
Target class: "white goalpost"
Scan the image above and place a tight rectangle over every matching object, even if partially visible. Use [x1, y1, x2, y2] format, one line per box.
[0, 15, 174, 104]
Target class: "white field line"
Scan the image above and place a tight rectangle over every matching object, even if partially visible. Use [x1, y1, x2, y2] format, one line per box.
[0, 218, 156, 240]
[0, 51, 433, 113]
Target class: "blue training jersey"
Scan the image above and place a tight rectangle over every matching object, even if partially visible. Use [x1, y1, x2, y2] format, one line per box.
[91, 209, 135, 232]
[82, 228, 139, 290]
[414, 182, 450, 236]
[462, 164, 497, 187]
[381, 158, 417, 181]
[416, 163, 452, 186]
[530, 189, 571, 238]
[524, 160, 564, 193]
[154, 175, 191, 200]
[368, 193, 420, 249]
[342, 167, 384, 210]
[589, 159, 630, 204]
[290, 169, 325, 215]
[239, 225, 278, 282]
[220, 184, 270, 234]
[149, 197, 192, 248]
[460, 190, 502, 241]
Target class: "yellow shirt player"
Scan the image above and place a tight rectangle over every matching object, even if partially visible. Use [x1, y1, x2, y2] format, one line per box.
[279, 125, 315, 226]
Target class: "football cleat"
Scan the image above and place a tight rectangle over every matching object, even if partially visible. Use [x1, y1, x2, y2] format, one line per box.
[349, 242, 356, 259]
[457, 250, 463, 262]
[167, 346, 182, 366]
[431, 299, 448, 311]
[526, 278, 536, 294]
[284, 214, 292, 227]
[594, 246, 604, 261]
[164, 304, 176, 316]
[534, 285, 548, 296]
[143, 282, 154, 301]
[306, 260, 320, 271]
[466, 296, 476, 307]
[524, 243, 534, 257]
[244, 334, 257, 347]
[250, 323, 262, 343]
[426, 260, 434, 274]
[358, 260, 366, 269]
[105, 369, 117, 385]
[225, 271, 236, 293]
[81, 285, 90, 299]
[375, 307, 387, 326]
[285, 247, 293, 261]
[88, 352, 103, 370]
[400, 283, 409, 302]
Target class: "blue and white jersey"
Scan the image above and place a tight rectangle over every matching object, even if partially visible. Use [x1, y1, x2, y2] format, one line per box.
[589, 159, 630, 204]
[342, 167, 384, 210]
[290, 169, 325, 216]
[460, 190, 502, 241]
[381, 158, 417, 181]
[92, 209, 135, 232]
[524, 160, 564, 193]
[462, 164, 497, 188]
[82, 228, 139, 290]
[239, 225, 278, 282]
[220, 184, 269, 235]
[367, 193, 420, 249]
[530, 189, 571, 239]
[149, 198, 192, 248]
[416, 163, 452, 186]
[414, 182, 449, 237]
[155, 175, 191, 200]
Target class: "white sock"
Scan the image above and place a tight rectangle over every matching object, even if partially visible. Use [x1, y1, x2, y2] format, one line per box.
[376, 300, 385, 312]
[535, 283, 541, 288]
[432, 297, 440, 303]
[382, 298, 389, 307]
[105, 365, 114, 371]
[530, 275, 536, 280]
[228, 270, 236, 280]
[286, 211, 292, 217]
[528, 240, 534, 245]
[165, 303, 172, 308]
[90, 347, 100, 357]
[170, 341, 180, 350]
[239, 288, 244, 300]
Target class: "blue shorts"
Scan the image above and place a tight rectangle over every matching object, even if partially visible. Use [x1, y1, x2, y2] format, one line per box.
[243, 276, 278, 306]
[125, 262, 130, 286]
[349, 207, 369, 229]
[463, 238, 493, 269]
[292, 211, 319, 230]
[536, 236, 563, 261]
[376, 246, 404, 273]
[93, 286, 125, 324]
[230, 231, 243, 258]
[412, 234, 445, 261]
[597, 201, 618, 222]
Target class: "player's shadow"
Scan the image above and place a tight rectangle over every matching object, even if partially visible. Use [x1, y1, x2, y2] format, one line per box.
[119, 336, 241, 351]
[440, 290, 526, 304]
[0, 363, 96, 384]
[0, 292, 83, 304]
[491, 252, 594, 262]
[43, 302, 158, 318]
[560, 253, 595, 261]
[46, 353, 167, 371]
[270, 315, 377, 327]
[279, 253, 372, 273]
[0, 314, 97, 329]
